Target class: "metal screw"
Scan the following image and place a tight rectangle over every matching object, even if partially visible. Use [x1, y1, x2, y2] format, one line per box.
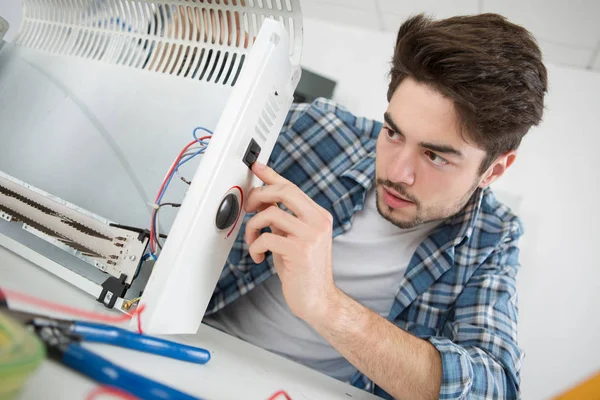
[129, 255, 136, 261]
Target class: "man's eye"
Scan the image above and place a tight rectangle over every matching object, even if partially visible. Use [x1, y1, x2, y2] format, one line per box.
[425, 151, 449, 166]
[385, 127, 401, 141]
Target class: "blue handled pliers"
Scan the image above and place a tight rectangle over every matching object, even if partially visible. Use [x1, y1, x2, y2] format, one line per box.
[5, 308, 210, 400]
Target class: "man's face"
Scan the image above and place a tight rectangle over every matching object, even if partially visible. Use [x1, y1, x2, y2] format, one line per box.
[375, 78, 488, 229]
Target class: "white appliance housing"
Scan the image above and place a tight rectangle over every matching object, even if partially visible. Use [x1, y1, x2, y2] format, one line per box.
[0, 0, 302, 334]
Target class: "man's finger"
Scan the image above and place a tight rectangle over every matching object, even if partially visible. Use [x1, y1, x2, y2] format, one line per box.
[245, 184, 320, 223]
[251, 162, 290, 186]
[246, 196, 286, 236]
[248, 232, 293, 264]
[245, 206, 308, 245]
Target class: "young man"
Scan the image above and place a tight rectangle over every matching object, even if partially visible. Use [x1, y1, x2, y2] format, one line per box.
[204, 13, 548, 400]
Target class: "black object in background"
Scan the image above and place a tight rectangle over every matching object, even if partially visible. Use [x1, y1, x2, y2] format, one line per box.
[293, 67, 337, 103]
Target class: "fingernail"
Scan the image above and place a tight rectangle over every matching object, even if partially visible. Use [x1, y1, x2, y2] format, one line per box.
[254, 162, 265, 170]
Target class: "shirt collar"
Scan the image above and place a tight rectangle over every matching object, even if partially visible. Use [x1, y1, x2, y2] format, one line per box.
[438, 187, 485, 247]
[340, 151, 376, 192]
[339, 120, 380, 195]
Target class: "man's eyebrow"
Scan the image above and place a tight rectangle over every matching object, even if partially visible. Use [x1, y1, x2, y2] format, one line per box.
[420, 142, 463, 158]
[383, 112, 402, 135]
[384, 112, 463, 158]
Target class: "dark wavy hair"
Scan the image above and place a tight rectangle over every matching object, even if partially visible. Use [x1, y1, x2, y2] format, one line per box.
[388, 13, 548, 172]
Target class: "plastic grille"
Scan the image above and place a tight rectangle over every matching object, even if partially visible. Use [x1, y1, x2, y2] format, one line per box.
[14, 0, 301, 86]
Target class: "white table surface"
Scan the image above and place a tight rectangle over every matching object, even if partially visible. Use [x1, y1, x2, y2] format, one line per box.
[0, 245, 380, 400]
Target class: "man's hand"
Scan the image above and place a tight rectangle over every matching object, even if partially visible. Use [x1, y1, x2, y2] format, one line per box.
[244, 162, 338, 325]
[244, 162, 443, 400]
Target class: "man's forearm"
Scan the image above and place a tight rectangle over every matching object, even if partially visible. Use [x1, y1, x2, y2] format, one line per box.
[310, 289, 442, 400]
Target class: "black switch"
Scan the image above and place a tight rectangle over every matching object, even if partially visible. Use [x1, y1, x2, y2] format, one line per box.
[243, 138, 261, 169]
[215, 193, 240, 230]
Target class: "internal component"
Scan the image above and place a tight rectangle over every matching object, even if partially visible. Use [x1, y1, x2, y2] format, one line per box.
[0, 172, 147, 285]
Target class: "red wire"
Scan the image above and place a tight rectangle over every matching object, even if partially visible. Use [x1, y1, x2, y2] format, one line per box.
[85, 386, 137, 400]
[136, 307, 144, 334]
[1, 288, 145, 332]
[150, 136, 211, 253]
[267, 390, 292, 400]
[150, 139, 198, 253]
[155, 140, 199, 203]
[149, 208, 157, 253]
[154, 136, 212, 204]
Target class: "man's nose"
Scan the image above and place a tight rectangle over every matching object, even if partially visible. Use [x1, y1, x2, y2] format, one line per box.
[386, 149, 416, 186]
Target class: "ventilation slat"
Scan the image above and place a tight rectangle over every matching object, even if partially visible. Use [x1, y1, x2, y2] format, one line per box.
[258, 116, 269, 134]
[175, 45, 190, 76]
[13, 0, 301, 87]
[74, 26, 92, 57]
[105, 35, 122, 62]
[198, 48, 213, 80]
[264, 98, 277, 120]
[222, 52, 236, 84]
[255, 126, 267, 142]
[158, 43, 175, 72]
[230, 53, 244, 86]
[28, 16, 46, 49]
[183, 46, 198, 77]
[261, 109, 272, 127]
[47, 24, 66, 53]
[167, 42, 184, 74]
[36, 22, 55, 50]
[215, 51, 228, 83]
[206, 50, 221, 81]
[82, 31, 100, 60]
[92, 33, 109, 60]
[68, 29, 83, 56]
[190, 47, 206, 79]
[120, 36, 138, 66]
[82, 2, 102, 58]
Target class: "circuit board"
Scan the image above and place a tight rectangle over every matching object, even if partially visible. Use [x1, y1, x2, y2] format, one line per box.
[0, 171, 147, 284]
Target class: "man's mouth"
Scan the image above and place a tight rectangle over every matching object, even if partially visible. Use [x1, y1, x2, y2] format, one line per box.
[381, 186, 415, 209]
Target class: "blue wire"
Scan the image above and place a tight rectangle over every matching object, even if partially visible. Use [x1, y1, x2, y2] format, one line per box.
[178, 147, 206, 167]
[151, 127, 212, 259]
[156, 127, 212, 204]
[134, 254, 152, 280]
[193, 126, 213, 145]
[157, 145, 208, 204]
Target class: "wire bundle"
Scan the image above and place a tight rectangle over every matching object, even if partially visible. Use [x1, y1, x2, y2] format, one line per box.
[149, 127, 213, 259]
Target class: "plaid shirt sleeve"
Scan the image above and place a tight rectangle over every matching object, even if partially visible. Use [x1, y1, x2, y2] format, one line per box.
[427, 232, 523, 399]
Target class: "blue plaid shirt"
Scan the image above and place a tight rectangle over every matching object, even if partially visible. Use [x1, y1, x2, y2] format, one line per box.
[206, 99, 524, 399]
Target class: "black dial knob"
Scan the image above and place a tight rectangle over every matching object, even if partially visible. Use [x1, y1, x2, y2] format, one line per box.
[215, 193, 240, 230]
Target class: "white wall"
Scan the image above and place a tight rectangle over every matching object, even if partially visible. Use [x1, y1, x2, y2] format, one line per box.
[300, 19, 395, 121]
[301, 17, 600, 400]
[494, 64, 600, 399]
[0, 0, 21, 42]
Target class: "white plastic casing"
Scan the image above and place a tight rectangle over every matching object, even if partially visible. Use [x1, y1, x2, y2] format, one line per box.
[138, 19, 300, 334]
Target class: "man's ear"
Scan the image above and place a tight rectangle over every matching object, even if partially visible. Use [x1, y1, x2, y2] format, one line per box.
[479, 151, 517, 188]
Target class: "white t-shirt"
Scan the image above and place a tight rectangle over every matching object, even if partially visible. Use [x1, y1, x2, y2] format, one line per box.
[204, 188, 440, 382]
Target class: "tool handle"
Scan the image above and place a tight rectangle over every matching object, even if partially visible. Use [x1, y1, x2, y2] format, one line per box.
[72, 321, 211, 364]
[62, 344, 202, 400]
